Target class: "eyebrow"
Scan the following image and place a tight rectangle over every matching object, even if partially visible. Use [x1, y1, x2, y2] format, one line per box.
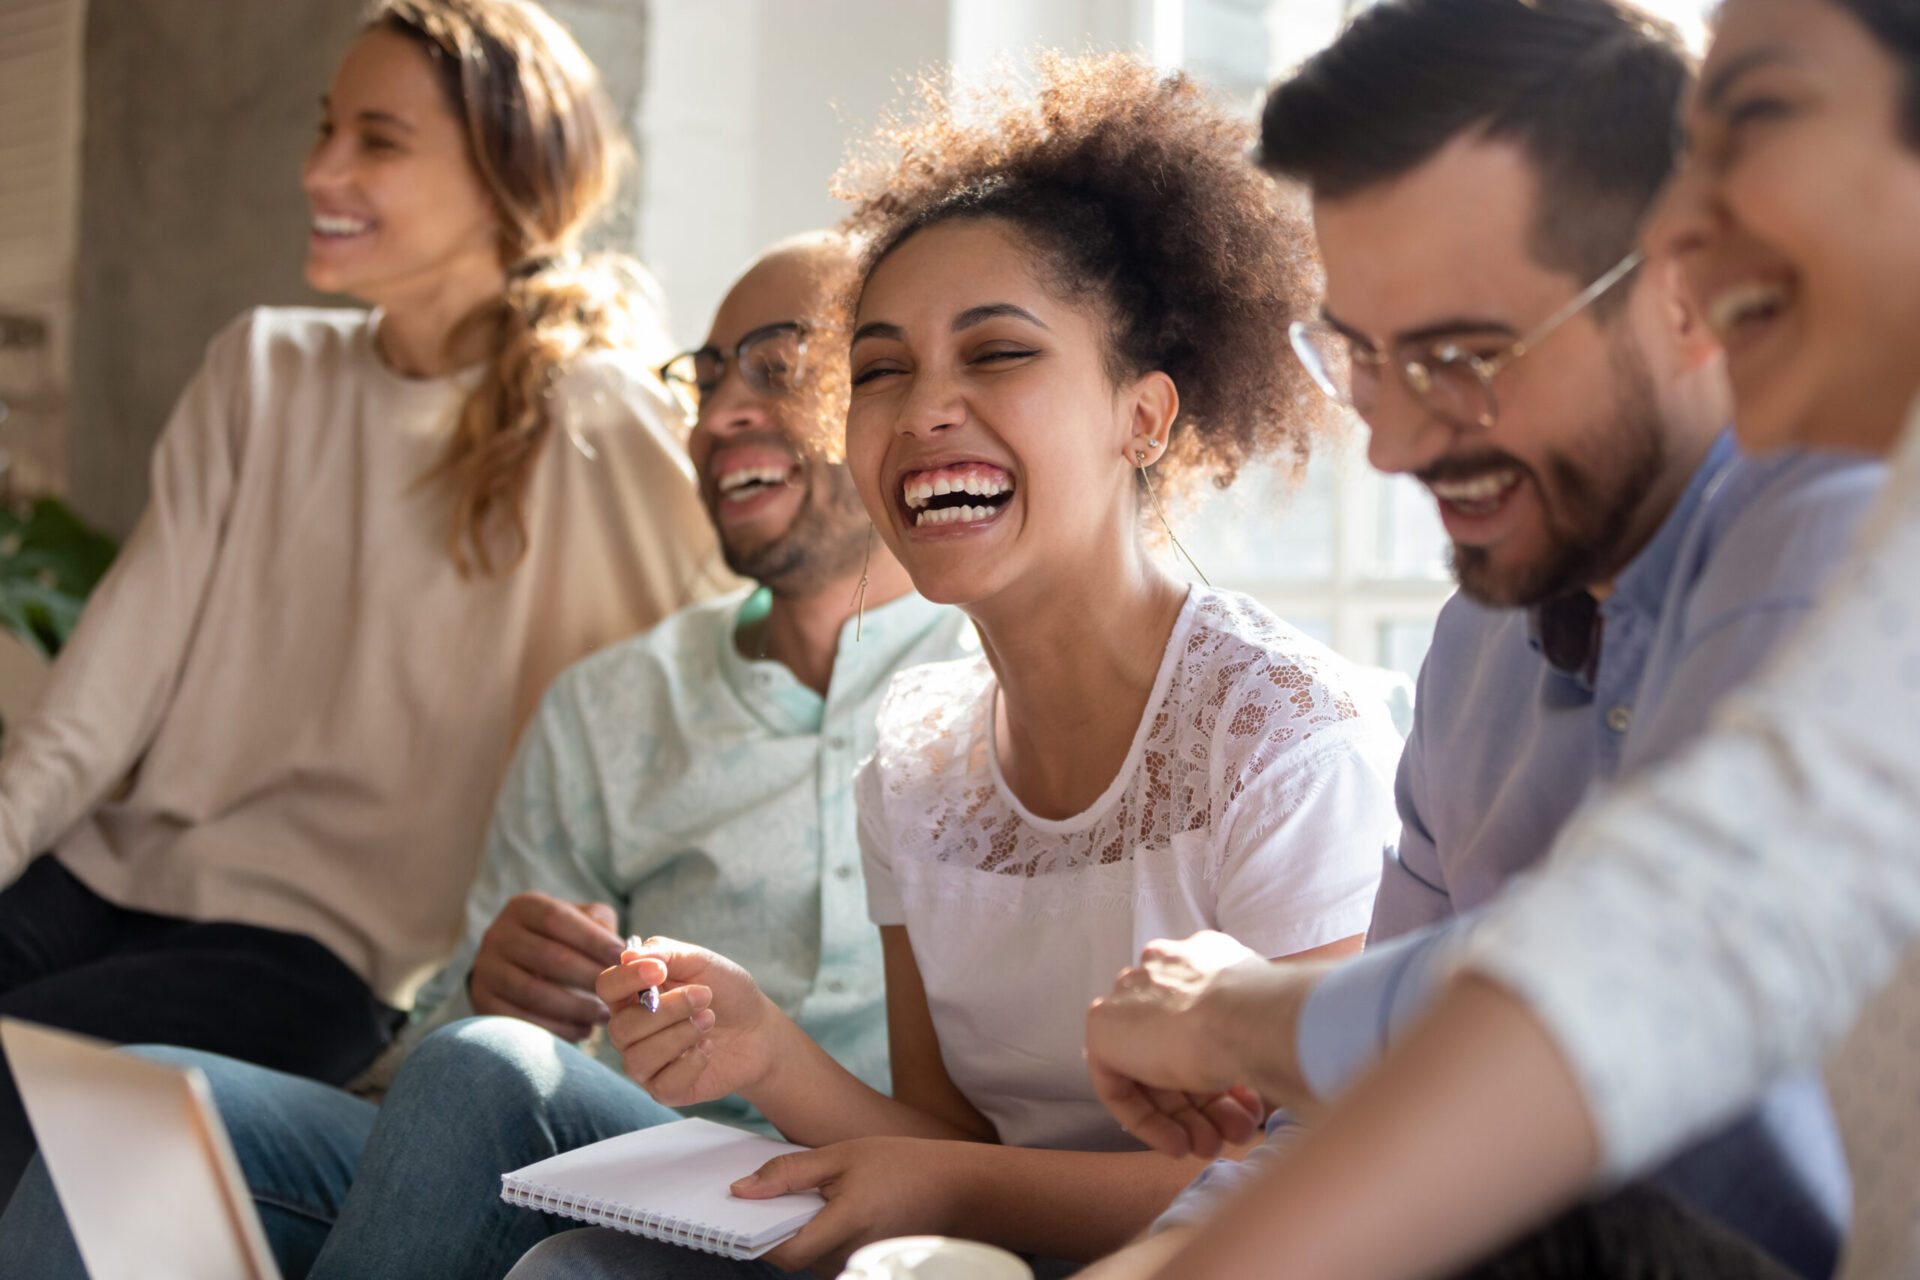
[850, 321, 904, 346]
[1320, 304, 1517, 349]
[1700, 46, 1797, 112]
[953, 303, 1049, 332]
[317, 97, 415, 133]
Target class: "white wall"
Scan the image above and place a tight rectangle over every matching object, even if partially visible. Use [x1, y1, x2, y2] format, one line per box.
[635, 0, 1164, 349]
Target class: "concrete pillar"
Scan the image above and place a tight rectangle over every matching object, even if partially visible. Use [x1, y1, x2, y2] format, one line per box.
[66, 0, 648, 538]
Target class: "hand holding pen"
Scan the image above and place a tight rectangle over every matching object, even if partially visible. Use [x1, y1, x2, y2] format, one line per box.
[597, 936, 784, 1109]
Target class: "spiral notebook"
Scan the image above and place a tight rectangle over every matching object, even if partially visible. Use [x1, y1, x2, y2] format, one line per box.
[499, 1118, 825, 1260]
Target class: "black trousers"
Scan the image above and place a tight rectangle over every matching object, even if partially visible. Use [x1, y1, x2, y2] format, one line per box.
[0, 855, 401, 1202]
[1455, 1184, 1802, 1280]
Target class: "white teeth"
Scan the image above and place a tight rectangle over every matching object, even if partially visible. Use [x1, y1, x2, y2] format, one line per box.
[912, 504, 1000, 527]
[1706, 281, 1788, 338]
[900, 469, 1013, 510]
[717, 465, 791, 495]
[1428, 469, 1520, 504]
[312, 213, 372, 236]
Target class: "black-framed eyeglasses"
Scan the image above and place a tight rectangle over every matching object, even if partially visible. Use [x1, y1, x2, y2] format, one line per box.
[1288, 250, 1644, 431]
[656, 322, 808, 415]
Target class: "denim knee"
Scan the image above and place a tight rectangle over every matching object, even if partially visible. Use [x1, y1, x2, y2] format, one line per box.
[400, 1016, 577, 1109]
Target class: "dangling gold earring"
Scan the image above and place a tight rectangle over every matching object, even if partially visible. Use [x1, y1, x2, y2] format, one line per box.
[849, 523, 875, 641]
[1136, 441, 1210, 587]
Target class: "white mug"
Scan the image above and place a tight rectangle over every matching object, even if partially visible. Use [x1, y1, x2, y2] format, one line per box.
[837, 1236, 1034, 1280]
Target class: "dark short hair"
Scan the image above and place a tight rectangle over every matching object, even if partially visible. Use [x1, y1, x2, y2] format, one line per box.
[1826, 0, 1920, 147]
[1258, 0, 1693, 285]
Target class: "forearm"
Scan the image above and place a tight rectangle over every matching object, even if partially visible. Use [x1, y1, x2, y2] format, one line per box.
[1153, 977, 1598, 1280]
[942, 1144, 1217, 1263]
[746, 1014, 987, 1148]
[1078, 1225, 1196, 1280]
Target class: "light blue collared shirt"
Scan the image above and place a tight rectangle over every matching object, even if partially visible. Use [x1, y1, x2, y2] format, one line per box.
[408, 587, 976, 1132]
[1162, 436, 1884, 1278]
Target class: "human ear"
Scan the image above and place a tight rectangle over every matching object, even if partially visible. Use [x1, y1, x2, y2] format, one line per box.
[1656, 255, 1722, 374]
[1124, 370, 1180, 465]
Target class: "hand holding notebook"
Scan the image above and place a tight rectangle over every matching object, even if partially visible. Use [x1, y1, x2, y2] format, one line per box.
[500, 1118, 825, 1260]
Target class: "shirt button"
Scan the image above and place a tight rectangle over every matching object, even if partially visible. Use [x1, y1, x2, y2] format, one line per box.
[826, 734, 848, 751]
[1606, 705, 1633, 733]
[826, 979, 847, 994]
[834, 865, 855, 881]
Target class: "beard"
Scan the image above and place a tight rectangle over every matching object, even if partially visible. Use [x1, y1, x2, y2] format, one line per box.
[722, 459, 872, 598]
[1444, 341, 1668, 608]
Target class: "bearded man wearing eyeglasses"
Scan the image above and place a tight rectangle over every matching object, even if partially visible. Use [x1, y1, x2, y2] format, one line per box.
[0, 233, 975, 1280]
[1080, 2, 1886, 1279]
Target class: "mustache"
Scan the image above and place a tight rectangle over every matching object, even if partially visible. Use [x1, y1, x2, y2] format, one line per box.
[1414, 449, 1534, 488]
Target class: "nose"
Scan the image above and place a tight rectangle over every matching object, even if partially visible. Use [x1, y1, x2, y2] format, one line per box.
[1360, 379, 1462, 477]
[892, 364, 963, 440]
[301, 130, 352, 199]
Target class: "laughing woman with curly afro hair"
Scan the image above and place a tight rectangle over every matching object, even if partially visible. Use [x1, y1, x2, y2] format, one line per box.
[512, 52, 1406, 1280]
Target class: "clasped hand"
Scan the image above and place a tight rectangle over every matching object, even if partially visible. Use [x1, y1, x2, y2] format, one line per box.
[1086, 931, 1324, 1157]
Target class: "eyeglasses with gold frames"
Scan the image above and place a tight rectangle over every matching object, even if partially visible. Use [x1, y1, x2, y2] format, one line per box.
[1288, 250, 1644, 431]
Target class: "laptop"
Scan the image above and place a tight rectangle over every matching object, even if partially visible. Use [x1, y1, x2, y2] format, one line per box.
[0, 1017, 280, 1280]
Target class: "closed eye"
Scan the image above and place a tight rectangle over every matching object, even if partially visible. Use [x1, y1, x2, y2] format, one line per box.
[852, 364, 906, 387]
[972, 348, 1039, 365]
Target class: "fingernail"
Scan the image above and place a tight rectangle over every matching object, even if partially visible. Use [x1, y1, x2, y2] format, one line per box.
[686, 986, 712, 1011]
[692, 1009, 716, 1032]
[731, 1174, 758, 1190]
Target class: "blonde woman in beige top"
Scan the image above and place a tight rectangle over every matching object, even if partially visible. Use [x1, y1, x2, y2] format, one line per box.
[0, 0, 724, 1196]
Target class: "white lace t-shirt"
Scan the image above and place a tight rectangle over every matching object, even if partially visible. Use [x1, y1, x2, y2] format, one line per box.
[855, 586, 1402, 1153]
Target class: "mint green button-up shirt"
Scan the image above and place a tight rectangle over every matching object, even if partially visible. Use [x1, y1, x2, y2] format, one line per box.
[412, 586, 975, 1130]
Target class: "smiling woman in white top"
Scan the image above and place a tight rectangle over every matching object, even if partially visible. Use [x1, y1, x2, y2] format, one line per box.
[1076, 0, 1920, 1277]
[0, 0, 723, 1200]
[511, 52, 1402, 1280]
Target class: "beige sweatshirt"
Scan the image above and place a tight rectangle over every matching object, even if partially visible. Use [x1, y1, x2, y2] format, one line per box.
[0, 307, 729, 1006]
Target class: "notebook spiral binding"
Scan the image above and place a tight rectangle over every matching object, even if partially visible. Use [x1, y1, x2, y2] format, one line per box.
[504, 1179, 752, 1258]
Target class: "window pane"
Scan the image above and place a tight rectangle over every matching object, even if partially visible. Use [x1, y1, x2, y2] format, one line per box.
[1181, 456, 1332, 582]
[1376, 473, 1451, 579]
[1378, 618, 1437, 680]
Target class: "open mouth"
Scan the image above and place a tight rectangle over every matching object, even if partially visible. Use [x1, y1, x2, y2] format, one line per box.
[1705, 280, 1790, 344]
[1426, 467, 1522, 519]
[900, 463, 1015, 528]
[715, 460, 800, 506]
[311, 212, 374, 240]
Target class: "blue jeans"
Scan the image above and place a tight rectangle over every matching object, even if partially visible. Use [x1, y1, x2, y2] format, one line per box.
[0, 1017, 677, 1280]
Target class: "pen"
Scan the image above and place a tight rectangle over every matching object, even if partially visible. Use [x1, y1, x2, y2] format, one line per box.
[625, 935, 660, 1013]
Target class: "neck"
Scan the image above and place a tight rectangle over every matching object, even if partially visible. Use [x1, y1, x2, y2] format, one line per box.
[759, 550, 916, 698]
[1583, 416, 1718, 603]
[372, 262, 507, 378]
[970, 541, 1189, 820]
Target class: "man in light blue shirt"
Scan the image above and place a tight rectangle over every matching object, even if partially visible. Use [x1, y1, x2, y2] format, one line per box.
[0, 235, 972, 1280]
[1079, 3, 1884, 1278]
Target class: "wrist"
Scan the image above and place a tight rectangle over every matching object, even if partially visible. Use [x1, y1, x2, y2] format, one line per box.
[740, 997, 811, 1108]
[1214, 960, 1329, 1112]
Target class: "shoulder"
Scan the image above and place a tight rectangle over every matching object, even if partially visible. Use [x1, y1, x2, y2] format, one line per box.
[546, 348, 689, 450]
[214, 305, 372, 368]
[1179, 587, 1402, 758]
[538, 590, 748, 731]
[1680, 448, 1885, 623]
[1178, 588, 1374, 727]
[871, 654, 995, 771]
[1403, 589, 1534, 735]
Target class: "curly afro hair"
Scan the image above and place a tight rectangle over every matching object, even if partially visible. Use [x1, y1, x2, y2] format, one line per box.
[830, 51, 1328, 494]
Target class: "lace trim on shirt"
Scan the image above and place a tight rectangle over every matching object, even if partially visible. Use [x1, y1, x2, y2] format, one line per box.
[870, 588, 1364, 880]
